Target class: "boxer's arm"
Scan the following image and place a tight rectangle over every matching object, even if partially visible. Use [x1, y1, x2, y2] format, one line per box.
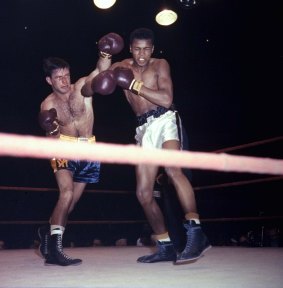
[96, 56, 111, 74]
[79, 59, 109, 97]
[80, 69, 101, 97]
[150, 59, 174, 108]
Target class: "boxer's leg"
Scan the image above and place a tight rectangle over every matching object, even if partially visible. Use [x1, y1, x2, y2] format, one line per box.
[136, 164, 176, 263]
[45, 168, 82, 266]
[163, 139, 211, 263]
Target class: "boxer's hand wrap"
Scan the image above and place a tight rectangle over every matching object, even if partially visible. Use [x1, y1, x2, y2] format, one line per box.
[129, 79, 144, 95]
[99, 51, 112, 59]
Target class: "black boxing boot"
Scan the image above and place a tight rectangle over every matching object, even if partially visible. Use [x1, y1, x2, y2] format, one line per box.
[45, 234, 82, 266]
[38, 225, 50, 259]
[137, 240, 176, 263]
[176, 220, 211, 263]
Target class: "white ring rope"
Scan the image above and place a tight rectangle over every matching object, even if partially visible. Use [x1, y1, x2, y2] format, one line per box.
[0, 133, 283, 175]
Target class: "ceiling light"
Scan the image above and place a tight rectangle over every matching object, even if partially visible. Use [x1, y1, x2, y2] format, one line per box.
[155, 9, 178, 26]
[93, 0, 116, 9]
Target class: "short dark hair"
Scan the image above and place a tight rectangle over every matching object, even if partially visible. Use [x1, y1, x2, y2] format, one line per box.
[129, 28, 155, 45]
[43, 57, 70, 77]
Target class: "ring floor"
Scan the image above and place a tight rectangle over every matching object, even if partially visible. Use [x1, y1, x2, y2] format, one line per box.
[0, 246, 282, 288]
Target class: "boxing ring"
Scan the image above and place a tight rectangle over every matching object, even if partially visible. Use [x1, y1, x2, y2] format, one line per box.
[0, 133, 283, 288]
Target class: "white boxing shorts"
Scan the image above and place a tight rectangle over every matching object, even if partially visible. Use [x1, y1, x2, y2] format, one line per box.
[135, 109, 181, 149]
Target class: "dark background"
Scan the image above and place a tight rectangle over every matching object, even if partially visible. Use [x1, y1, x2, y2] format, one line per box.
[0, 0, 282, 248]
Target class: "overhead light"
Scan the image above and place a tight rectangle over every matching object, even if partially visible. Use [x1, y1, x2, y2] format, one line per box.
[155, 9, 178, 26]
[93, 0, 116, 9]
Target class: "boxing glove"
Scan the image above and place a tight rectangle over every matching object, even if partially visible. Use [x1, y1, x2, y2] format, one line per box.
[91, 70, 117, 95]
[114, 67, 143, 95]
[98, 33, 124, 59]
[38, 108, 59, 135]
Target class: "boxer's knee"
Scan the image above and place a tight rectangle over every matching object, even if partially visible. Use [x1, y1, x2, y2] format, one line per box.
[136, 187, 153, 206]
[164, 166, 183, 180]
[59, 189, 73, 207]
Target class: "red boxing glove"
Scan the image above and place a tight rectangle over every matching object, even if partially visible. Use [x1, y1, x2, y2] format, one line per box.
[114, 67, 143, 95]
[38, 108, 59, 135]
[98, 33, 124, 59]
[91, 70, 117, 95]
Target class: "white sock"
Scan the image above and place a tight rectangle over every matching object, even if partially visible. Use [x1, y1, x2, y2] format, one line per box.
[190, 219, 200, 225]
[50, 225, 65, 235]
[159, 237, 171, 242]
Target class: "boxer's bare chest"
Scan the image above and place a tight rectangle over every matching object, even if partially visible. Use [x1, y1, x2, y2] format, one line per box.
[128, 64, 158, 108]
[54, 95, 87, 126]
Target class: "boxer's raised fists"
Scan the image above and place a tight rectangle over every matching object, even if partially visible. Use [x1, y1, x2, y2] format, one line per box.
[98, 33, 124, 59]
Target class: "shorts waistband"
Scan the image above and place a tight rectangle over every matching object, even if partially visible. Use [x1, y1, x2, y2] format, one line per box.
[136, 106, 170, 127]
[59, 134, 96, 143]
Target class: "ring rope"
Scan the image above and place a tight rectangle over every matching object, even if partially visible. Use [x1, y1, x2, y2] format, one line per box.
[0, 220, 146, 225]
[1, 216, 282, 225]
[1, 133, 283, 175]
[213, 135, 283, 153]
[1, 175, 282, 193]
[194, 175, 283, 191]
[0, 186, 131, 194]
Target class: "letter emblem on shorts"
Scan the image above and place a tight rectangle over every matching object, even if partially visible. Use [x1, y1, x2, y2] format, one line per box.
[56, 159, 68, 168]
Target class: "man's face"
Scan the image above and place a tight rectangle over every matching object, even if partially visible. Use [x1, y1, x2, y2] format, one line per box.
[130, 39, 154, 67]
[46, 67, 71, 95]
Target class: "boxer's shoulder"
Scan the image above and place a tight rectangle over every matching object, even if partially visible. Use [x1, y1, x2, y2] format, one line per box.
[41, 93, 56, 109]
[121, 58, 132, 66]
[111, 58, 132, 69]
[151, 58, 168, 65]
